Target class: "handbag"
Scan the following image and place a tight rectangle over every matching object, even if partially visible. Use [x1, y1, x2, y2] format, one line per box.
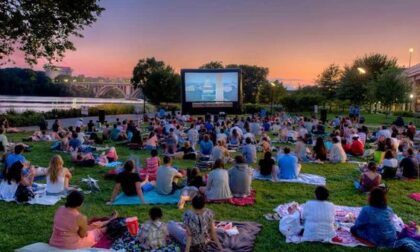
[15, 184, 35, 202]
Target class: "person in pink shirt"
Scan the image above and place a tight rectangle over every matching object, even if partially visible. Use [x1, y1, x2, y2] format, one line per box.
[140, 149, 160, 181]
[49, 191, 118, 250]
[144, 132, 159, 150]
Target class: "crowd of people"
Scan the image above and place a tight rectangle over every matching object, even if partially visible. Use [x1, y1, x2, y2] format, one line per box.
[0, 111, 419, 251]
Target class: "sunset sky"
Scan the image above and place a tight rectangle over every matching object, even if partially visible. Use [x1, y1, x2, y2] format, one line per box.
[8, 0, 420, 87]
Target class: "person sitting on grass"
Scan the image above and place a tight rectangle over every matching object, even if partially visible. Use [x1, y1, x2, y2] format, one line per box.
[350, 187, 397, 248]
[50, 191, 118, 250]
[168, 195, 223, 252]
[108, 160, 147, 205]
[155, 156, 184, 195]
[71, 149, 95, 167]
[256, 151, 278, 181]
[136, 207, 177, 251]
[277, 147, 301, 180]
[301, 186, 336, 241]
[381, 150, 398, 179]
[350, 135, 364, 156]
[69, 132, 82, 151]
[312, 137, 327, 161]
[178, 167, 206, 209]
[144, 132, 158, 150]
[201, 159, 232, 201]
[242, 137, 257, 164]
[178, 141, 196, 160]
[399, 148, 419, 179]
[294, 136, 309, 162]
[329, 137, 347, 163]
[199, 134, 214, 156]
[0, 161, 33, 201]
[46, 155, 72, 195]
[210, 139, 230, 163]
[141, 149, 160, 181]
[111, 124, 126, 141]
[229, 155, 253, 198]
[165, 128, 178, 155]
[355, 162, 382, 193]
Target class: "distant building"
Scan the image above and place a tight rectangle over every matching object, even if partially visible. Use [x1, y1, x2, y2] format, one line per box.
[405, 64, 420, 112]
[44, 64, 73, 80]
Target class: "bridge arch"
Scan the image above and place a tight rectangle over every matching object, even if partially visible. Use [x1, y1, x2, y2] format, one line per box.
[95, 86, 126, 98]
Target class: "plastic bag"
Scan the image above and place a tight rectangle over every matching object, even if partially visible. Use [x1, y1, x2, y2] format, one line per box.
[279, 211, 303, 236]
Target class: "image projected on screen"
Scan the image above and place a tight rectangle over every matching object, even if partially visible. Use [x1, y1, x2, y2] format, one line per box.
[185, 72, 238, 102]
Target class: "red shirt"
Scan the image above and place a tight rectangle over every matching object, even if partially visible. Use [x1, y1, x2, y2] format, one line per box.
[351, 140, 364, 156]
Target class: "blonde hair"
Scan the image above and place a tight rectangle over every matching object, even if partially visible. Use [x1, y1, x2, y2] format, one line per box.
[48, 155, 64, 183]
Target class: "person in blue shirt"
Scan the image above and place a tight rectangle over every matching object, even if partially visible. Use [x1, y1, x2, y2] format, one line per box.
[68, 132, 82, 150]
[199, 134, 214, 156]
[351, 187, 397, 248]
[277, 147, 301, 179]
[110, 124, 121, 141]
[205, 121, 214, 132]
[5, 144, 26, 170]
[241, 137, 257, 164]
[263, 120, 271, 132]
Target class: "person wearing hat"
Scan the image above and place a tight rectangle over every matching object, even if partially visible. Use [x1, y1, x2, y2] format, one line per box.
[350, 134, 364, 156]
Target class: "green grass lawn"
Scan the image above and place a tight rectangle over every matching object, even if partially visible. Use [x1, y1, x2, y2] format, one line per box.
[0, 132, 419, 252]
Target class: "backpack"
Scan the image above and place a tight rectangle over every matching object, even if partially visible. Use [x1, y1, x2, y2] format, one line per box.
[106, 217, 128, 241]
[15, 184, 35, 203]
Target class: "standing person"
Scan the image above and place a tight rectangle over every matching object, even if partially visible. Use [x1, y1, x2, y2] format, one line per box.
[241, 137, 257, 164]
[228, 155, 253, 197]
[50, 191, 118, 250]
[168, 195, 223, 252]
[108, 160, 146, 204]
[46, 155, 72, 195]
[155, 156, 183, 195]
[301, 186, 336, 241]
[350, 187, 397, 248]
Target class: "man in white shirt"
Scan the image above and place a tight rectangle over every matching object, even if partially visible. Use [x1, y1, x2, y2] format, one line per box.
[376, 126, 391, 139]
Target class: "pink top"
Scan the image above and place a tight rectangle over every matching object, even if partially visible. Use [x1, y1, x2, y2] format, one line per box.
[50, 207, 83, 249]
[146, 135, 158, 147]
[106, 148, 118, 161]
[145, 156, 159, 179]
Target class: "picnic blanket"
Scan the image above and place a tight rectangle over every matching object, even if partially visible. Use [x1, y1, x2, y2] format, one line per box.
[210, 221, 262, 252]
[207, 190, 256, 206]
[103, 161, 122, 168]
[112, 189, 181, 205]
[253, 171, 326, 186]
[15, 243, 114, 252]
[273, 202, 405, 247]
[0, 183, 63, 205]
[408, 193, 420, 201]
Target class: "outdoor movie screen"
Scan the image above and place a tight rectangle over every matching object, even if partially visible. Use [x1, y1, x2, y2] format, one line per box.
[184, 71, 239, 102]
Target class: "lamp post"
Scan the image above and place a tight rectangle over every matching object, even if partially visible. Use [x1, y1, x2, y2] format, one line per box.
[270, 82, 276, 115]
[357, 67, 366, 75]
[409, 93, 414, 112]
[409, 48, 414, 68]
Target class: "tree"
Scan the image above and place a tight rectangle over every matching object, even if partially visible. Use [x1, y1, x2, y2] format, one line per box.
[199, 61, 224, 69]
[226, 64, 269, 103]
[0, 0, 104, 65]
[142, 68, 181, 105]
[316, 64, 341, 102]
[337, 53, 398, 105]
[257, 80, 287, 104]
[374, 67, 411, 112]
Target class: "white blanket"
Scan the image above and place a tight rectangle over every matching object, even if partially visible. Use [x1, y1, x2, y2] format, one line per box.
[0, 183, 63, 205]
[253, 171, 326, 186]
[15, 242, 114, 252]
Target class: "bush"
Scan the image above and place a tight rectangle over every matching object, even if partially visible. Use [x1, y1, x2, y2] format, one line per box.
[4, 110, 45, 127]
[242, 103, 269, 114]
[393, 111, 416, 117]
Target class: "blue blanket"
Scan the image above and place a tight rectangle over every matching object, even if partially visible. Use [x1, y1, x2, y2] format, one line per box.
[112, 189, 181, 205]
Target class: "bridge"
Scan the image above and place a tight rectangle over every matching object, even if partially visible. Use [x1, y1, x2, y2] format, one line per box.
[66, 81, 142, 99]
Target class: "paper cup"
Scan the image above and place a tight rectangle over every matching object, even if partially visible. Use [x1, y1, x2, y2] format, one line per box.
[126, 217, 139, 236]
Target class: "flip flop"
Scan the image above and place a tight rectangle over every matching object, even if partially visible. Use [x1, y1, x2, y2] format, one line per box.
[264, 213, 275, 221]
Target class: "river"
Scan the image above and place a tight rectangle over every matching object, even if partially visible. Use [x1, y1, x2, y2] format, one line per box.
[0, 95, 143, 113]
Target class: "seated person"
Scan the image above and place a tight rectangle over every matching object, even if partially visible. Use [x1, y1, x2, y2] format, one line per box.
[381, 150, 398, 179]
[144, 132, 158, 150]
[256, 151, 278, 180]
[137, 207, 174, 251]
[69, 132, 82, 151]
[295, 136, 309, 162]
[108, 160, 146, 204]
[241, 137, 257, 164]
[356, 162, 382, 193]
[201, 159, 232, 201]
[350, 135, 364, 156]
[0, 161, 33, 201]
[165, 128, 178, 155]
[167, 195, 223, 252]
[399, 148, 419, 178]
[155, 156, 183, 195]
[46, 155, 72, 195]
[210, 140, 230, 163]
[71, 150, 95, 166]
[199, 134, 214, 156]
[76, 127, 86, 144]
[178, 167, 206, 209]
[228, 129, 242, 146]
[228, 155, 252, 198]
[5, 144, 26, 170]
[50, 191, 118, 250]
[341, 139, 351, 153]
[111, 124, 126, 141]
[178, 141, 196, 160]
[329, 137, 347, 163]
[277, 147, 301, 179]
[350, 187, 397, 248]
[86, 120, 95, 133]
[141, 149, 160, 181]
[302, 186, 335, 241]
[312, 137, 327, 161]
[105, 147, 118, 162]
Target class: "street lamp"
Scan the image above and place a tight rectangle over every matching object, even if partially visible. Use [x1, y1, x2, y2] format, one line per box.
[357, 67, 366, 74]
[409, 48, 414, 68]
[409, 93, 414, 112]
[270, 82, 276, 115]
